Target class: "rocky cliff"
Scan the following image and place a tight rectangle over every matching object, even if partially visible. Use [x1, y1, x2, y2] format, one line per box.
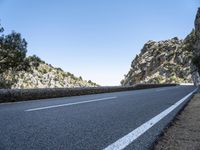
[192, 8, 200, 85]
[121, 30, 196, 86]
[195, 8, 200, 56]
[8, 56, 98, 89]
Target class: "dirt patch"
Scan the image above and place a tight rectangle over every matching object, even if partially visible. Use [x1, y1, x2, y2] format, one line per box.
[154, 93, 200, 150]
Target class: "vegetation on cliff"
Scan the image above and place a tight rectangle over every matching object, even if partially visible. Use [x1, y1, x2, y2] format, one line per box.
[0, 24, 98, 89]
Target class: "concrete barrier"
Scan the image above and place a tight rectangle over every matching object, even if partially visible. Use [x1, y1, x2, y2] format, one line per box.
[0, 84, 177, 103]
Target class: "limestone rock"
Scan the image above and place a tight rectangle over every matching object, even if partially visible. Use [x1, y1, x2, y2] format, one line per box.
[121, 33, 195, 85]
[11, 60, 98, 89]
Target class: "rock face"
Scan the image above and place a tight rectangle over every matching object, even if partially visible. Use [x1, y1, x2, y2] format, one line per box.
[194, 8, 200, 56]
[121, 31, 196, 85]
[192, 8, 200, 85]
[11, 59, 98, 89]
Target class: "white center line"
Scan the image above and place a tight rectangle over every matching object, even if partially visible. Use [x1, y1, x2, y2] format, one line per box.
[103, 88, 197, 150]
[156, 89, 167, 92]
[155, 88, 172, 92]
[156, 86, 180, 92]
[25, 96, 117, 112]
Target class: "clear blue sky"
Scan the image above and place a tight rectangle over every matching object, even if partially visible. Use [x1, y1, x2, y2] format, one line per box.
[0, 0, 199, 85]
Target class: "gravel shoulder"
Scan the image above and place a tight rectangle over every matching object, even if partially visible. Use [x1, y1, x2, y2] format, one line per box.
[154, 93, 200, 150]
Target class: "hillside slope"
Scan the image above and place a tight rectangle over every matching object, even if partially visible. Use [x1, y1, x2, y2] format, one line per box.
[9, 56, 98, 89]
[121, 31, 196, 86]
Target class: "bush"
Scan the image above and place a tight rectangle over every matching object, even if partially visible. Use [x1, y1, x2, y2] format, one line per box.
[27, 55, 44, 67]
[0, 24, 32, 88]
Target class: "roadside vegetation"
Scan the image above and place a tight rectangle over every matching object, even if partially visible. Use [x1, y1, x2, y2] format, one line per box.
[0, 24, 32, 88]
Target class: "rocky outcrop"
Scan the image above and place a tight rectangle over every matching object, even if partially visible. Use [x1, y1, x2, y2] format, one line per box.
[194, 8, 200, 56]
[10, 58, 98, 89]
[121, 31, 196, 85]
[192, 8, 200, 85]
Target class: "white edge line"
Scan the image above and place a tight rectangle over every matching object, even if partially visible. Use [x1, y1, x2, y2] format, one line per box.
[25, 96, 117, 112]
[103, 88, 197, 150]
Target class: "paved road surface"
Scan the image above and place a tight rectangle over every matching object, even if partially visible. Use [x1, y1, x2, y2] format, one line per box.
[0, 85, 197, 150]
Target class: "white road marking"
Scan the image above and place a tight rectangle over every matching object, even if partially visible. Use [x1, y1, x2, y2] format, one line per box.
[180, 83, 194, 85]
[103, 88, 197, 150]
[156, 89, 167, 92]
[25, 96, 117, 112]
[156, 86, 180, 92]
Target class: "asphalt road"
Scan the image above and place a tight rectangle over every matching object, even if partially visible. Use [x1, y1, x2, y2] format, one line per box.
[0, 85, 197, 150]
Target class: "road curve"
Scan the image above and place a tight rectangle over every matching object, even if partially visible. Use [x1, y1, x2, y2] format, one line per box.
[0, 85, 196, 150]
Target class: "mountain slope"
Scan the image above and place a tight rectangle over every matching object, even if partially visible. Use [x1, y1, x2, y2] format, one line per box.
[10, 56, 98, 89]
[121, 31, 196, 86]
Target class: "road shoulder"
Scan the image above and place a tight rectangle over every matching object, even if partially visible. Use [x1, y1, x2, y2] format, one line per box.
[154, 93, 200, 150]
